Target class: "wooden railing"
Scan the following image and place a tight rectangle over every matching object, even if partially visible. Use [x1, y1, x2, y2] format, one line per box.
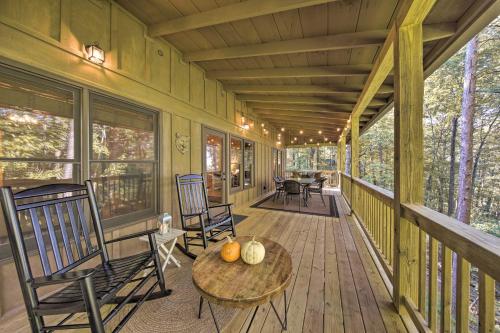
[340, 172, 500, 333]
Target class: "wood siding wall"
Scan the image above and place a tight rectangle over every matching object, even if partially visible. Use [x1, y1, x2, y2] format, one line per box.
[0, 0, 278, 318]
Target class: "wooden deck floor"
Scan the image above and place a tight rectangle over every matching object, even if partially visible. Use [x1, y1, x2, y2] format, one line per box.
[222, 192, 407, 333]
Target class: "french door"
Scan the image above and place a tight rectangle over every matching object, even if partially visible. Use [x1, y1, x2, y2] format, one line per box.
[202, 127, 227, 204]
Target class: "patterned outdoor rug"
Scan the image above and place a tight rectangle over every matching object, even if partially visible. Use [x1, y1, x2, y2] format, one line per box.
[118, 259, 237, 332]
[251, 192, 339, 217]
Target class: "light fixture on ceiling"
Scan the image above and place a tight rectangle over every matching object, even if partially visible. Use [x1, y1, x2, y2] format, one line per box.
[299, 130, 304, 135]
[277, 141, 281, 145]
[337, 128, 340, 132]
[294, 137, 297, 140]
[281, 127, 285, 132]
[324, 137, 328, 141]
[261, 123, 265, 127]
[318, 130, 322, 134]
[317, 143, 320, 146]
[309, 138, 313, 142]
[85, 43, 105, 65]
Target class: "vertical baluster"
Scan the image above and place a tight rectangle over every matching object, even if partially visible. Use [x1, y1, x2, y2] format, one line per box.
[76, 200, 92, 254]
[441, 246, 452, 332]
[42, 206, 63, 270]
[29, 208, 51, 275]
[66, 201, 84, 259]
[428, 237, 438, 331]
[478, 271, 494, 333]
[418, 230, 427, 315]
[55, 203, 74, 264]
[455, 256, 470, 333]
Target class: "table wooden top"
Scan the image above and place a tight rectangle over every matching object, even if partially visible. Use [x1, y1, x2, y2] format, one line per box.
[286, 177, 316, 185]
[192, 236, 292, 308]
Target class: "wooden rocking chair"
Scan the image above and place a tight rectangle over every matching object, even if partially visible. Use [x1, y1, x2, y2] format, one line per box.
[175, 174, 236, 259]
[0, 181, 169, 333]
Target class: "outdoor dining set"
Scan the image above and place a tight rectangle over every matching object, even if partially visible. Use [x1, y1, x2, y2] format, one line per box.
[273, 172, 328, 207]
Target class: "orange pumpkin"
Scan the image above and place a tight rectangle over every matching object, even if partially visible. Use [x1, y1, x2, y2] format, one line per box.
[220, 236, 240, 262]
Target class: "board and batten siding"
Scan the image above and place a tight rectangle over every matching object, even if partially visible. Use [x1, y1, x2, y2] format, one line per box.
[0, 0, 278, 319]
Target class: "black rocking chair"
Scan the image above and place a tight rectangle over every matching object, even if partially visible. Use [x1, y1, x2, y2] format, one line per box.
[0, 181, 169, 333]
[175, 174, 236, 259]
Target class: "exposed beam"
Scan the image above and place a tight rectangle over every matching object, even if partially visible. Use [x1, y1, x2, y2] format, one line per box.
[265, 117, 349, 127]
[186, 23, 455, 61]
[207, 64, 374, 80]
[149, 0, 337, 37]
[258, 113, 351, 123]
[225, 84, 394, 95]
[269, 124, 341, 135]
[247, 102, 378, 115]
[254, 109, 370, 122]
[239, 94, 386, 107]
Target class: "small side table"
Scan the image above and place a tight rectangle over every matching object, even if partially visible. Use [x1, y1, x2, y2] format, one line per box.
[140, 228, 186, 272]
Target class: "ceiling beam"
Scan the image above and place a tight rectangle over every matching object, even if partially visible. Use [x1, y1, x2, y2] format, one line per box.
[258, 113, 350, 123]
[253, 109, 370, 122]
[269, 124, 341, 135]
[264, 117, 349, 127]
[207, 64, 374, 80]
[224, 84, 394, 95]
[246, 102, 378, 115]
[185, 23, 455, 61]
[239, 94, 386, 107]
[149, 0, 337, 37]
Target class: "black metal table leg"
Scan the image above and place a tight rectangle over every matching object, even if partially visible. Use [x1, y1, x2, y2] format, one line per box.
[207, 301, 221, 333]
[270, 290, 288, 330]
[245, 306, 260, 333]
[198, 296, 204, 319]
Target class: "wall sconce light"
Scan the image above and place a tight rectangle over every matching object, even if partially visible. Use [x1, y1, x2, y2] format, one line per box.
[85, 43, 105, 65]
[242, 123, 250, 130]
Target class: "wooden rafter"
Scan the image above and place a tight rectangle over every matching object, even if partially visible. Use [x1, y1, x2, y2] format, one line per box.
[254, 110, 370, 122]
[185, 23, 455, 61]
[238, 94, 386, 107]
[206, 64, 374, 80]
[246, 102, 378, 115]
[224, 84, 394, 95]
[149, 0, 337, 37]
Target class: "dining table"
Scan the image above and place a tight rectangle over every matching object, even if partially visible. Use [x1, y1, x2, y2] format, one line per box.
[285, 177, 316, 205]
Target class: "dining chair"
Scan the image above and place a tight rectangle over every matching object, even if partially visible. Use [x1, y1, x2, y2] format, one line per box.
[273, 176, 284, 202]
[283, 180, 307, 208]
[307, 177, 328, 206]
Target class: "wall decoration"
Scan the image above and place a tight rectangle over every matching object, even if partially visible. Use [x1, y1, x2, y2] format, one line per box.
[175, 133, 190, 154]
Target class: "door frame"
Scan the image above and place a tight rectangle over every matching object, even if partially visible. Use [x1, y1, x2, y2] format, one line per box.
[202, 126, 227, 203]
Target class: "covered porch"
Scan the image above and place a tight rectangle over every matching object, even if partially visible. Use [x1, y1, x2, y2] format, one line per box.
[0, 0, 498, 332]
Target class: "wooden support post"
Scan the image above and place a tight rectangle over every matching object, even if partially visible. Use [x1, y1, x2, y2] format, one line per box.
[393, 22, 425, 310]
[350, 116, 359, 214]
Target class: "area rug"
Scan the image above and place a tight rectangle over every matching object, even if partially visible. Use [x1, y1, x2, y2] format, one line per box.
[118, 260, 237, 332]
[251, 192, 339, 217]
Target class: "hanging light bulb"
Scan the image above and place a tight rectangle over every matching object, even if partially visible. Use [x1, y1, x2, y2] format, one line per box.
[318, 130, 322, 134]
[299, 130, 304, 135]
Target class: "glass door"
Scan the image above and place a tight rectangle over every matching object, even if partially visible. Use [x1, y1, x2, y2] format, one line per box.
[203, 128, 226, 204]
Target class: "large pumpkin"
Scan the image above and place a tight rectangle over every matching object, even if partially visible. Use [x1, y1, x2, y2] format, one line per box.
[220, 236, 240, 262]
[241, 237, 265, 265]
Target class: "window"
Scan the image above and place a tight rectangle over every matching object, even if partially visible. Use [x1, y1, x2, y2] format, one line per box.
[243, 140, 254, 188]
[231, 136, 254, 191]
[230, 137, 243, 190]
[90, 93, 158, 221]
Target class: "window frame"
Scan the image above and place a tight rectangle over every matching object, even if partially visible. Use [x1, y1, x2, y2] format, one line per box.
[243, 139, 255, 189]
[88, 92, 160, 227]
[229, 135, 255, 192]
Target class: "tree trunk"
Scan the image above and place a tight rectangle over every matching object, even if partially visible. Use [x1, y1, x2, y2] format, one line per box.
[447, 116, 458, 216]
[457, 35, 479, 225]
[345, 145, 351, 175]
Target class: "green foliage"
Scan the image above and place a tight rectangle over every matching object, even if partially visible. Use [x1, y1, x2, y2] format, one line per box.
[358, 18, 499, 237]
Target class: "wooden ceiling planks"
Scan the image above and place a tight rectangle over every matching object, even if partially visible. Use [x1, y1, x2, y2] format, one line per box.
[115, 0, 491, 140]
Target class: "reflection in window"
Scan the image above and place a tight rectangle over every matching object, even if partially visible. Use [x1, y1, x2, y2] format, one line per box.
[0, 66, 80, 247]
[90, 94, 157, 220]
[244, 141, 254, 188]
[230, 137, 242, 189]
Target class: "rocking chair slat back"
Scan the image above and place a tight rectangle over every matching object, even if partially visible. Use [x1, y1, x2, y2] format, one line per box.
[176, 174, 209, 221]
[4, 183, 107, 278]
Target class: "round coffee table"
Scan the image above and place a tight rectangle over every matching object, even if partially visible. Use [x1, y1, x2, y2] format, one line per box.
[192, 236, 292, 332]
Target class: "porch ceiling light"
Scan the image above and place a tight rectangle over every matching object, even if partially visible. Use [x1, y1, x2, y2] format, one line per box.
[299, 130, 304, 134]
[281, 127, 285, 132]
[309, 138, 313, 142]
[318, 130, 322, 134]
[85, 43, 105, 65]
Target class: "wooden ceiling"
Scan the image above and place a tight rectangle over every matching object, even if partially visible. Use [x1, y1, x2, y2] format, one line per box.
[116, 0, 495, 144]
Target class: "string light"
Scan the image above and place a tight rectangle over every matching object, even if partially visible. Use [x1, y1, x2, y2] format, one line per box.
[299, 130, 304, 134]
[318, 130, 322, 134]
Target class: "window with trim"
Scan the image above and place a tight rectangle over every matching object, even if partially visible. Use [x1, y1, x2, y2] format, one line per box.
[0, 66, 81, 252]
[243, 140, 254, 188]
[90, 93, 158, 221]
[231, 136, 254, 191]
[230, 136, 243, 190]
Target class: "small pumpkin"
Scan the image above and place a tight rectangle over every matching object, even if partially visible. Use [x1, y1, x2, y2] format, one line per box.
[220, 236, 241, 262]
[241, 236, 265, 265]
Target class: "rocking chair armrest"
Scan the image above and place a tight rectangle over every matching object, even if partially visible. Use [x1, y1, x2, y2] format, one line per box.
[31, 269, 96, 288]
[182, 212, 206, 218]
[105, 228, 159, 244]
[208, 203, 233, 209]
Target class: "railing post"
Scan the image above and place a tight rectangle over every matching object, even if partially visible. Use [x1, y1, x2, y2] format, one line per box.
[350, 116, 359, 215]
[393, 20, 426, 310]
